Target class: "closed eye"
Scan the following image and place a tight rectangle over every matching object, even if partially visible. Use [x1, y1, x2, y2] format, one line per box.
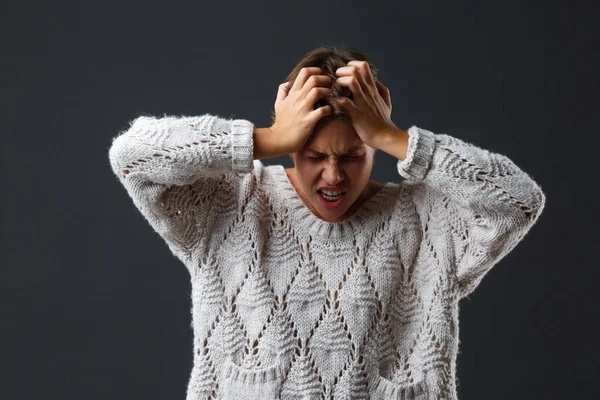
[306, 155, 361, 161]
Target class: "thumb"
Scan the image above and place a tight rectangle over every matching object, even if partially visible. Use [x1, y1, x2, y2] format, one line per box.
[375, 80, 391, 109]
[275, 82, 291, 104]
[339, 96, 359, 116]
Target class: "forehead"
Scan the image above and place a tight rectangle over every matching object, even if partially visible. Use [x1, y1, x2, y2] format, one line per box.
[302, 118, 365, 154]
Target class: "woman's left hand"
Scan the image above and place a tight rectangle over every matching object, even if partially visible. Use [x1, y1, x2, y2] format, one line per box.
[334, 61, 398, 148]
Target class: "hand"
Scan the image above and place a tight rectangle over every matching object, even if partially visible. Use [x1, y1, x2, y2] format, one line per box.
[270, 67, 333, 153]
[334, 60, 397, 148]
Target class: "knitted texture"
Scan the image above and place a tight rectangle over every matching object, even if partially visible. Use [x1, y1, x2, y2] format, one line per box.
[108, 114, 546, 400]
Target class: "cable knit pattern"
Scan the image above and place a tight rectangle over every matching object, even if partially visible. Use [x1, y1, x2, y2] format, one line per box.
[108, 113, 546, 400]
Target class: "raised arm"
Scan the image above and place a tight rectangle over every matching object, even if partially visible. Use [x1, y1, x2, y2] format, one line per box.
[379, 126, 547, 299]
[326, 61, 546, 298]
[107, 113, 256, 260]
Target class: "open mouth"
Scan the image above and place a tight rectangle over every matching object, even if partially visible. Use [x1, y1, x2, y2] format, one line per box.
[318, 190, 346, 203]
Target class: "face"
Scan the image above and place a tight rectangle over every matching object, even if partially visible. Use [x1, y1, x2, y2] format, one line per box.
[289, 117, 376, 223]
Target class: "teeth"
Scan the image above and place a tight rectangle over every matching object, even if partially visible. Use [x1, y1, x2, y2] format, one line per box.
[321, 190, 343, 196]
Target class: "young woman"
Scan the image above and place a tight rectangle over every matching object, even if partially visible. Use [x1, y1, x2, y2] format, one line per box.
[108, 46, 546, 400]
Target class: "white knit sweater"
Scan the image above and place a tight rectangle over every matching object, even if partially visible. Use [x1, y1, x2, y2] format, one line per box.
[108, 113, 546, 400]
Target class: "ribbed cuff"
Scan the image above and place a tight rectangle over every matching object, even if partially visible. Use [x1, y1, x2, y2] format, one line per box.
[231, 119, 255, 174]
[397, 125, 436, 181]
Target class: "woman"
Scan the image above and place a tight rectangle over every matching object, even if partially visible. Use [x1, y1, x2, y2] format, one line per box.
[108, 46, 546, 400]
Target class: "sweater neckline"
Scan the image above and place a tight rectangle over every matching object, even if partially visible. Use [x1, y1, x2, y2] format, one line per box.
[270, 165, 397, 240]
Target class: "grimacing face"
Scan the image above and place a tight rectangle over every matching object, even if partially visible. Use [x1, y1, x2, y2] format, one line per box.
[289, 117, 377, 223]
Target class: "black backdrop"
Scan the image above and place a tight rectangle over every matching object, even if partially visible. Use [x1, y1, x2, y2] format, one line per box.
[3, 0, 597, 399]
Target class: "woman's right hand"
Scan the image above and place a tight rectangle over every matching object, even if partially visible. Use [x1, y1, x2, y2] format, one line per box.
[270, 67, 333, 153]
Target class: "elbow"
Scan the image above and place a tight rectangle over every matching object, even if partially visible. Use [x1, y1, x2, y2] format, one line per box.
[108, 116, 157, 176]
[480, 178, 546, 245]
[502, 180, 546, 242]
[108, 135, 131, 180]
[107, 117, 146, 178]
[519, 179, 547, 225]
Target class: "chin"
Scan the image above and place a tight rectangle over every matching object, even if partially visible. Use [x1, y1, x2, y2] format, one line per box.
[319, 204, 350, 217]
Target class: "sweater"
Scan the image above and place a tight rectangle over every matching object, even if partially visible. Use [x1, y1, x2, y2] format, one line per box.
[107, 113, 546, 400]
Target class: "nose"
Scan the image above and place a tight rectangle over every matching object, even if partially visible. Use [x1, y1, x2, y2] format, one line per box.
[321, 160, 345, 185]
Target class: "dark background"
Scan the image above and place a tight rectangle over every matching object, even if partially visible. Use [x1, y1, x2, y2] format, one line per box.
[3, 0, 597, 399]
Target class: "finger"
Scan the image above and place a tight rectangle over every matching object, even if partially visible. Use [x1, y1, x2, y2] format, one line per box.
[305, 87, 331, 108]
[347, 60, 376, 90]
[336, 75, 366, 106]
[291, 67, 323, 93]
[309, 104, 333, 121]
[337, 96, 359, 116]
[335, 65, 366, 90]
[275, 82, 290, 104]
[375, 80, 391, 109]
[336, 64, 370, 106]
[300, 74, 333, 99]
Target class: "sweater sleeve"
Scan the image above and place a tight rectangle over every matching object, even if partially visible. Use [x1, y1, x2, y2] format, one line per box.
[108, 113, 255, 259]
[398, 125, 546, 299]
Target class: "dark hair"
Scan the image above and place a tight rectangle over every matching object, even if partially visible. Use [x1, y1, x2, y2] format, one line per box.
[270, 45, 379, 126]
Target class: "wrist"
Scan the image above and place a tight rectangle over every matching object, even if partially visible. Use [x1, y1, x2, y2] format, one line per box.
[253, 127, 289, 160]
[375, 126, 410, 161]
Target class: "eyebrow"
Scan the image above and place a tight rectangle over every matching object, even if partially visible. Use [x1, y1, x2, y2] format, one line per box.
[303, 147, 364, 156]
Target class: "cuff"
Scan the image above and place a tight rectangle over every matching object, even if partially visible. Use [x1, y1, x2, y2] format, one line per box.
[397, 125, 436, 181]
[231, 119, 255, 174]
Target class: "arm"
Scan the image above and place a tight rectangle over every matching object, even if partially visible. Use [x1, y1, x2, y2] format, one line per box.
[108, 113, 259, 259]
[252, 126, 291, 160]
[377, 126, 547, 299]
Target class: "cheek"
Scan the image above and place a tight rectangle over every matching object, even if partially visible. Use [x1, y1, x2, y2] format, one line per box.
[294, 162, 319, 188]
[346, 161, 371, 178]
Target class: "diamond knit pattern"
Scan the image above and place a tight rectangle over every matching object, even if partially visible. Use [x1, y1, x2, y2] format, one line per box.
[108, 113, 546, 399]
